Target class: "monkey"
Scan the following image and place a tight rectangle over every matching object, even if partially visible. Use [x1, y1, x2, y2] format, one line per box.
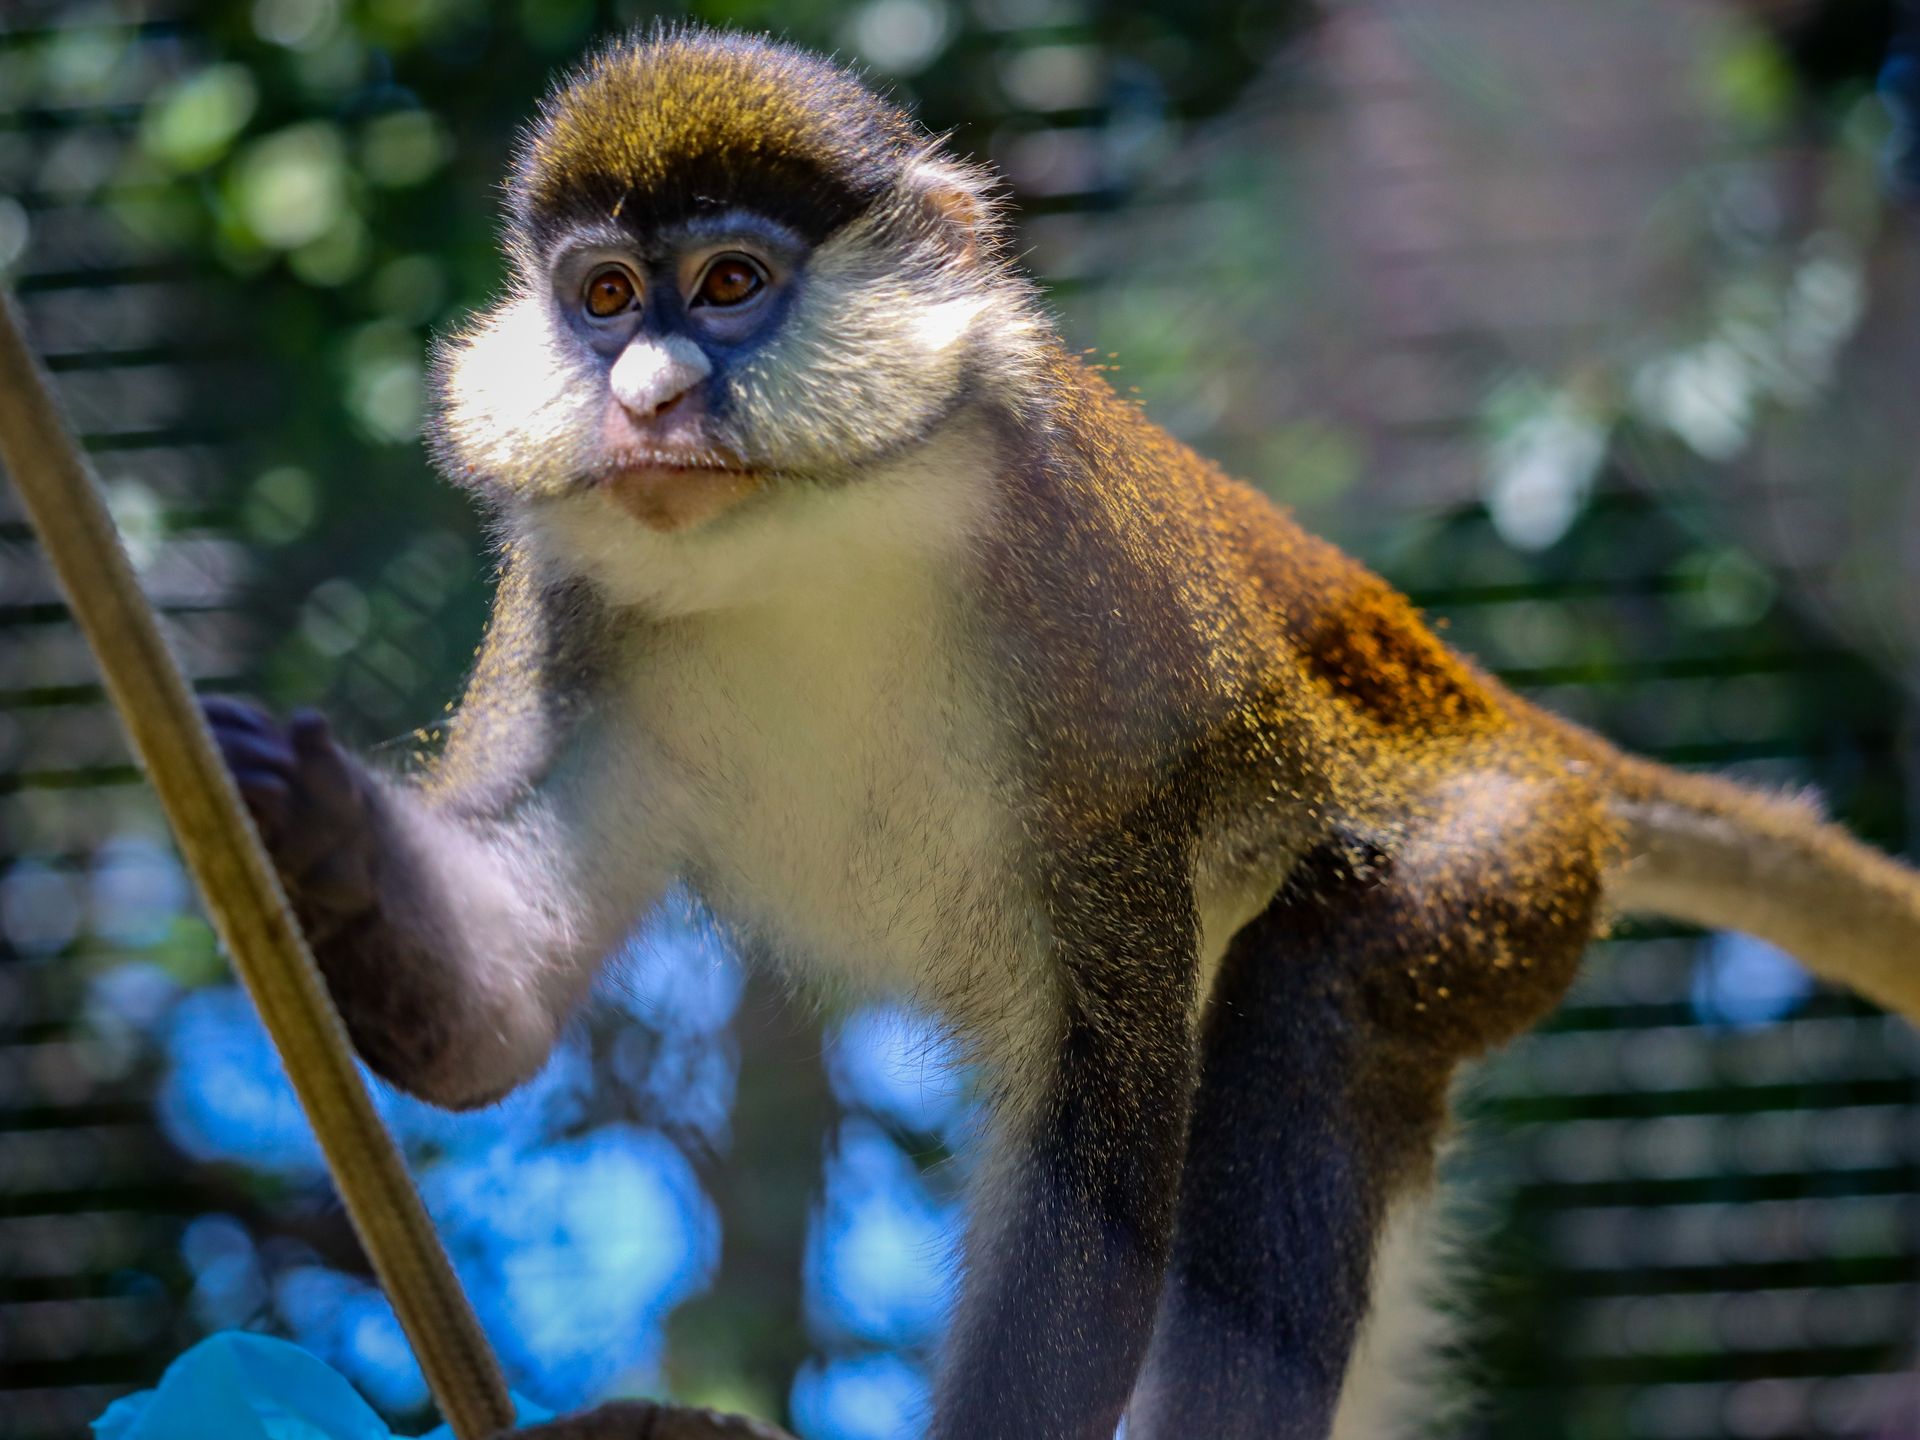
[201, 27, 1920, 1440]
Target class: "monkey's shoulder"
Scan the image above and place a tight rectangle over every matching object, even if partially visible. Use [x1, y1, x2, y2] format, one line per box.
[1208, 486, 1496, 728]
[1042, 361, 1501, 737]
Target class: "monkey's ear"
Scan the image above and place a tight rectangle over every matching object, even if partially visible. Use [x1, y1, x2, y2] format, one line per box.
[903, 155, 995, 262]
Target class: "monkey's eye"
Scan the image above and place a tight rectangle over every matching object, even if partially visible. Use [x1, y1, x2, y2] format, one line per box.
[582, 265, 639, 319]
[693, 255, 766, 308]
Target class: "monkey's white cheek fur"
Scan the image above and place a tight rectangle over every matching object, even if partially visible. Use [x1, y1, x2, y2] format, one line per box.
[725, 224, 989, 470]
[440, 294, 600, 497]
[909, 294, 991, 355]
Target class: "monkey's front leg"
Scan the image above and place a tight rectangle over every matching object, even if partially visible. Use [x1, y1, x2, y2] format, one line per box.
[497, 837, 1199, 1440]
[204, 696, 454, 1088]
[930, 841, 1200, 1440]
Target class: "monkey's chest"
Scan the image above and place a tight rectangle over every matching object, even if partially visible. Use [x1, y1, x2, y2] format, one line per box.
[637, 610, 1028, 1006]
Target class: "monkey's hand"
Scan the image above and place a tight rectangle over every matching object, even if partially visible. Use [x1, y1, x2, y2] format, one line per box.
[201, 694, 462, 1094]
[201, 696, 381, 928]
[200, 693, 598, 1109]
[499, 1401, 800, 1439]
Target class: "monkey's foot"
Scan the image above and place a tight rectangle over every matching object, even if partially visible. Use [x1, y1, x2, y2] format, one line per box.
[497, 1400, 799, 1440]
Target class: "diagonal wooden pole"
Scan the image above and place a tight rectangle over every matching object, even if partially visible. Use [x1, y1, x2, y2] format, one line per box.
[0, 291, 516, 1440]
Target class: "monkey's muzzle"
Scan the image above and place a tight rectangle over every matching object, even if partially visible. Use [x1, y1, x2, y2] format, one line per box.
[597, 460, 764, 533]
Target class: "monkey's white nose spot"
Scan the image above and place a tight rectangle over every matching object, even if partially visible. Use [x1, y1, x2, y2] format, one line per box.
[611, 334, 713, 418]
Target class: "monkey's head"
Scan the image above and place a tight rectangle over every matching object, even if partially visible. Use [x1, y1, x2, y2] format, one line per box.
[431, 28, 1031, 575]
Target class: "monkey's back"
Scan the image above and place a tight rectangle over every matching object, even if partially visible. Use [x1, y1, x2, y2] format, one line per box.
[1009, 354, 1612, 1057]
[1027, 352, 1593, 848]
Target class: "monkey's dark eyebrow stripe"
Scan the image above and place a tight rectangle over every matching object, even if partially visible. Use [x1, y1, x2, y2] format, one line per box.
[522, 152, 880, 250]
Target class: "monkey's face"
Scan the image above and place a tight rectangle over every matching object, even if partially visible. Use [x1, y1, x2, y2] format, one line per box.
[427, 30, 1026, 578]
[476, 212, 817, 536]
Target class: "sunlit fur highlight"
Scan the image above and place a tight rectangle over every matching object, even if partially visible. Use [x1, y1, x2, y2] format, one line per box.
[433, 293, 597, 502]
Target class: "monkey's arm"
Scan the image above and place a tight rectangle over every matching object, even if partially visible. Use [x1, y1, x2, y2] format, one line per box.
[205, 561, 669, 1108]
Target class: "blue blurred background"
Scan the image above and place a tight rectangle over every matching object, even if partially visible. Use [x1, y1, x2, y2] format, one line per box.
[4, 2, 1920, 1438]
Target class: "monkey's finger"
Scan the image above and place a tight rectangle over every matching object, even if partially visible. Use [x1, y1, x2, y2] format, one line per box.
[212, 729, 298, 779]
[201, 694, 280, 736]
[287, 707, 336, 753]
[288, 709, 368, 823]
[231, 769, 293, 838]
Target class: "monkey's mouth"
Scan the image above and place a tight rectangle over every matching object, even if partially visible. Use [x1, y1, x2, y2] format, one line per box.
[591, 449, 764, 533]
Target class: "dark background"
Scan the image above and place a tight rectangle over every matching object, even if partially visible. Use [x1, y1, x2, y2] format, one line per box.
[3, 1, 1920, 1437]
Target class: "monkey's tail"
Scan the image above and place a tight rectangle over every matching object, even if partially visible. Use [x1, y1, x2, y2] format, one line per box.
[1595, 748, 1920, 1023]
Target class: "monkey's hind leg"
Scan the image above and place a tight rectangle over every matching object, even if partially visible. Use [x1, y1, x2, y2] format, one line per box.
[1127, 765, 1606, 1440]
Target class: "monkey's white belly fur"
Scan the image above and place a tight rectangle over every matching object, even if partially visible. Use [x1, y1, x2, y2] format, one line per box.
[638, 581, 1036, 1021]
[550, 433, 1049, 1060]
[544, 428, 1275, 1060]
